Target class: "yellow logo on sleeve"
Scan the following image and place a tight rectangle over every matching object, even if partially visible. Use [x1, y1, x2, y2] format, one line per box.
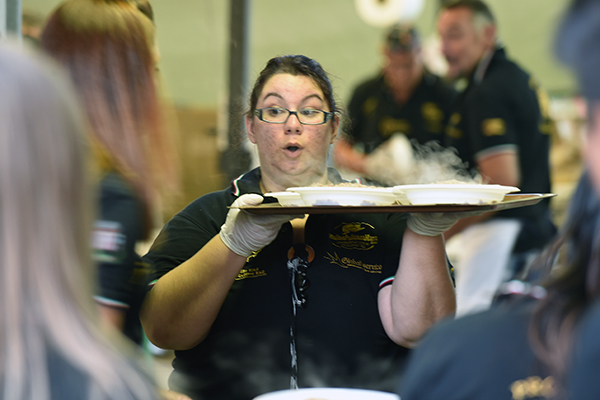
[482, 118, 507, 136]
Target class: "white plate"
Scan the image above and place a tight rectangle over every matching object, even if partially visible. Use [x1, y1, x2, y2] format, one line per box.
[286, 186, 397, 206]
[253, 388, 400, 400]
[392, 184, 520, 205]
[264, 192, 306, 206]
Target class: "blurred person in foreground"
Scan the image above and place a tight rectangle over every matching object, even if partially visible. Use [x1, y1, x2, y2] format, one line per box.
[437, 0, 556, 316]
[398, 1, 600, 398]
[40, 0, 177, 346]
[333, 24, 456, 185]
[398, 170, 595, 400]
[0, 42, 158, 400]
[554, 0, 600, 398]
[139, 54, 485, 400]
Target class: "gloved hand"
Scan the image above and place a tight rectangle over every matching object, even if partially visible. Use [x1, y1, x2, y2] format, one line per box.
[364, 134, 415, 186]
[220, 194, 301, 258]
[407, 211, 487, 237]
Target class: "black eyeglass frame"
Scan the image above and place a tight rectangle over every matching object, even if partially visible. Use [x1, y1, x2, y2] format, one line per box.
[253, 107, 335, 125]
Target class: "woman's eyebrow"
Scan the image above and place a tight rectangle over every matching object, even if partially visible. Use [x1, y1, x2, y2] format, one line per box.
[301, 93, 324, 103]
[261, 93, 324, 104]
[262, 92, 284, 102]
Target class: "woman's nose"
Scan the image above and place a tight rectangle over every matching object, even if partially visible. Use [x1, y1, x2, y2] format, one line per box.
[285, 112, 303, 133]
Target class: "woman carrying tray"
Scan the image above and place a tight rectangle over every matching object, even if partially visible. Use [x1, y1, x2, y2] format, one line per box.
[140, 55, 473, 400]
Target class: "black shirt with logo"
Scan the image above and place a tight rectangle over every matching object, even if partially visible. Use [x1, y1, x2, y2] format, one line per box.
[443, 47, 556, 252]
[144, 168, 410, 400]
[568, 299, 600, 399]
[93, 172, 149, 345]
[345, 71, 456, 154]
[399, 297, 553, 400]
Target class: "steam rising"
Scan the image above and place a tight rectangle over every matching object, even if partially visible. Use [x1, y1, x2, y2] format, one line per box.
[363, 134, 483, 186]
[410, 140, 482, 184]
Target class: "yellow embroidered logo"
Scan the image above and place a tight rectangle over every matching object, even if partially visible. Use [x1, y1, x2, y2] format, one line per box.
[362, 97, 378, 115]
[379, 117, 411, 137]
[510, 376, 554, 400]
[482, 118, 507, 136]
[329, 222, 378, 250]
[445, 113, 463, 138]
[421, 102, 443, 121]
[235, 267, 267, 281]
[325, 252, 383, 274]
[234, 250, 267, 280]
[449, 112, 461, 125]
[422, 102, 444, 133]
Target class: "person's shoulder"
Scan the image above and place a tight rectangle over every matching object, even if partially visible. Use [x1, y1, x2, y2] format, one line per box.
[483, 49, 531, 89]
[422, 71, 457, 99]
[178, 186, 234, 220]
[568, 299, 600, 398]
[424, 299, 535, 346]
[99, 172, 137, 199]
[177, 168, 262, 221]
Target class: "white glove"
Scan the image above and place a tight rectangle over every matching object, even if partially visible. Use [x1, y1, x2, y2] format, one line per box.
[407, 211, 487, 237]
[220, 194, 301, 258]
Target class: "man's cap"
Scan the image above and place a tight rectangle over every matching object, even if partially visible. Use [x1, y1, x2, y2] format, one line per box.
[385, 24, 420, 53]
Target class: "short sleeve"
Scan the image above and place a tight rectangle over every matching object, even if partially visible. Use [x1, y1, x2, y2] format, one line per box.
[93, 176, 145, 308]
[143, 191, 231, 287]
[465, 84, 519, 160]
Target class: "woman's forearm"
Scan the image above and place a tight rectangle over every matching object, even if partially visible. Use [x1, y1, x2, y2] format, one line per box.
[140, 235, 247, 350]
[378, 229, 456, 347]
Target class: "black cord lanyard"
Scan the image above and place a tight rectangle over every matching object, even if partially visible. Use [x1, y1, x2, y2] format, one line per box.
[286, 218, 314, 389]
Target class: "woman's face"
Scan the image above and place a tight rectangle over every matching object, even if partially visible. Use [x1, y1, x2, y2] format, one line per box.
[246, 73, 338, 191]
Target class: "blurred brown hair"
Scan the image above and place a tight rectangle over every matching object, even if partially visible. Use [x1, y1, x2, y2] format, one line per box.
[0, 42, 159, 400]
[40, 0, 175, 238]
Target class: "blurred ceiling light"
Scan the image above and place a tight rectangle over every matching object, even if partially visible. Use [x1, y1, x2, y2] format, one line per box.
[355, 0, 425, 26]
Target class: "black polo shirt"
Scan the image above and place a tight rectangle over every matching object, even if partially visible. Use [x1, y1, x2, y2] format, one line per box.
[399, 297, 553, 400]
[144, 168, 410, 400]
[345, 71, 456, 154]
[93, 172, 149, 345]
[443, 47, 555, 251]
[568, 299, 600, 399]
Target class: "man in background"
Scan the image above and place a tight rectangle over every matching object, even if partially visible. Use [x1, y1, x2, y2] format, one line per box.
[437, 0, 556, 316]
[333, 24, 455, 185]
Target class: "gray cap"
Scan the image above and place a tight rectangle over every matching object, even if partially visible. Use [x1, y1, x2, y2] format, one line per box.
[385, 24, 420, 53]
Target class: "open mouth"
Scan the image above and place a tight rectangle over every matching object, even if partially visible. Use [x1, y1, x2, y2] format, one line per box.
[286, 145, 300, 152]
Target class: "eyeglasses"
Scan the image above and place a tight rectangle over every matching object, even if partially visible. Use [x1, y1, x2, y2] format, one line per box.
[254, 107, 335, 125]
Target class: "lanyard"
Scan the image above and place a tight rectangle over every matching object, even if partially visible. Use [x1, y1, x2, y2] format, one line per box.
[286, 216, 314, 389]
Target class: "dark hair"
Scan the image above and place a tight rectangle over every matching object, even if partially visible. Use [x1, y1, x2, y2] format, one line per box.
[555, 0, 600, 101]
[529, 171, 600, 394]
[248, 55, 338, 116]
[385, 24, 420, 53]
[440, 0, 496, 25]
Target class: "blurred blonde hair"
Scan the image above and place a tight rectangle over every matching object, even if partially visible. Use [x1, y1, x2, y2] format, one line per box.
[40, 0, 177, 238]
[0, 43, 158, 400]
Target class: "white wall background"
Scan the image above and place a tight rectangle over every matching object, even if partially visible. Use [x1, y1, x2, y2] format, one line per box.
[22, 0, 575, 109]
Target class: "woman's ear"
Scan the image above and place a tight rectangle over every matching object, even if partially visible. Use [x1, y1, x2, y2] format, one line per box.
[246, 114, 257, 144]
[330, 114, 340, 144]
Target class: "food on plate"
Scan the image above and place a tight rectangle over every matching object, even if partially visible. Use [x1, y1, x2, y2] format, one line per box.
[309, 181, 379, 188]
